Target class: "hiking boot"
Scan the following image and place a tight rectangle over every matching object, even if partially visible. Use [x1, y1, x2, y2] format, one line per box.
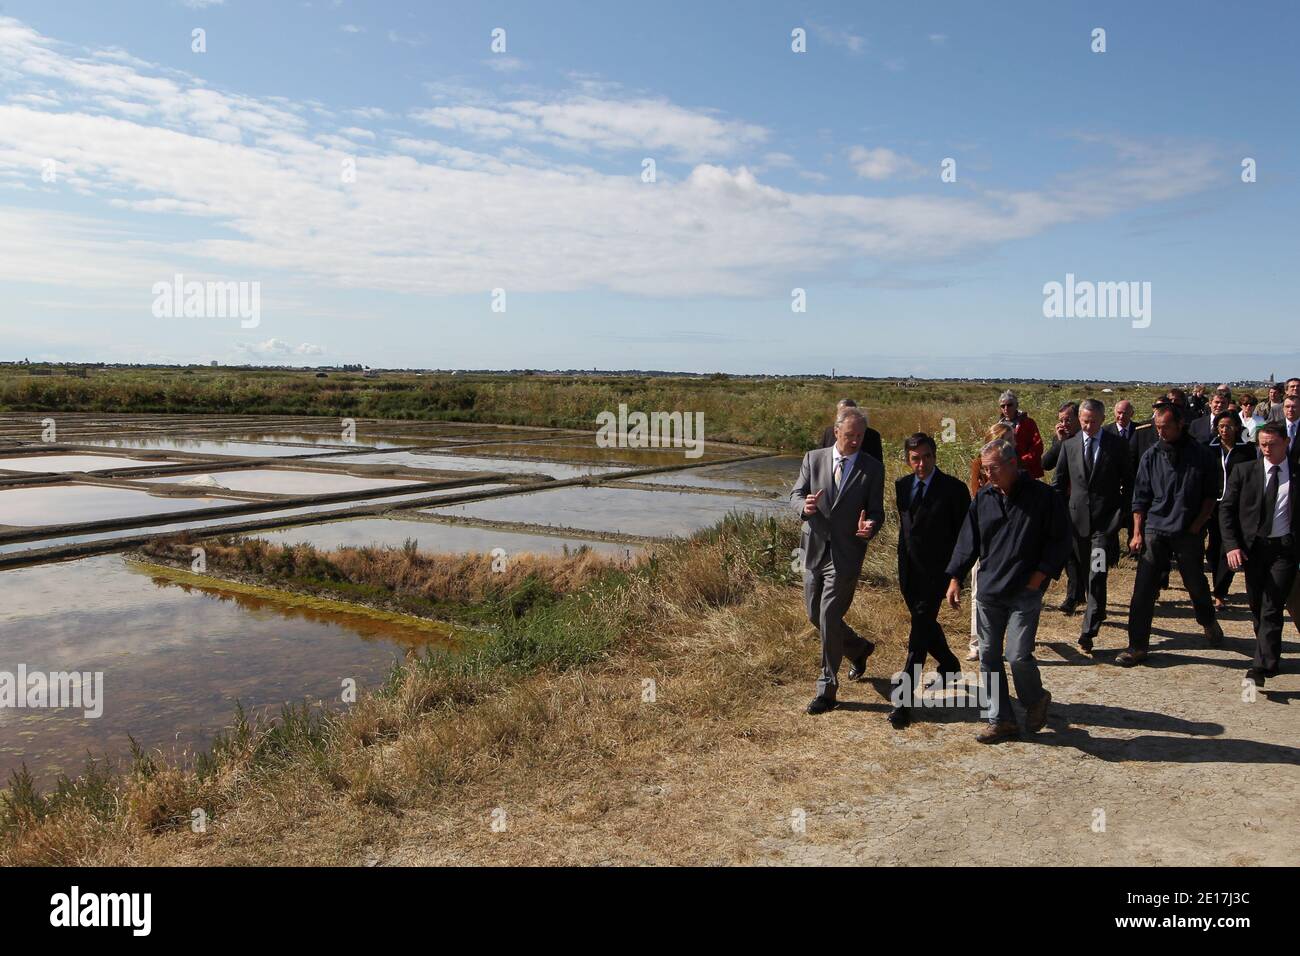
[1025, 690, 1052, 734]
[976, 721, 1020, 744]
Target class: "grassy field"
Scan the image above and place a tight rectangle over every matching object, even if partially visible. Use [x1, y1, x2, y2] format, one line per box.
[0, 364, 1166, 452]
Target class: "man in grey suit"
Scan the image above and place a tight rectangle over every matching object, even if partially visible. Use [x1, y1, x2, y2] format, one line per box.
[1052, 399, 1130, 652]
[791, 405, 885, 714]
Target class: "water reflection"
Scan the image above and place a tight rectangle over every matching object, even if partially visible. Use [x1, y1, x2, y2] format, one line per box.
[0, 555, 450, 786]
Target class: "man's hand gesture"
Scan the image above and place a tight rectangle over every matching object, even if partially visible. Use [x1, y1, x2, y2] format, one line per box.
[803, 489, 823, 516]
[856, 510, 877, 540]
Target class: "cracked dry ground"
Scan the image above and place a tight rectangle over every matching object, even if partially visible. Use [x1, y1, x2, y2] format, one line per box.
[382, 563, 1298, 866]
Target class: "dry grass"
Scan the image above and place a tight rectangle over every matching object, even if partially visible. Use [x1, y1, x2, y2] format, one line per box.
[138, 535, 626, 623]
[4, 512, 869, 865]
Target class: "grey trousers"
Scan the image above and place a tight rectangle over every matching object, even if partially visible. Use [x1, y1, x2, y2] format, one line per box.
[975, 587, 1047, 725]
[805, 552, 868, 700]
[1075, 530, 1114, 637]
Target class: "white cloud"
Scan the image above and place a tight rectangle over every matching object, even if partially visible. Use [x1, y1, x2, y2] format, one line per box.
[0, 16, 1225, 308]
[411, 94, 769, 162]
[847, 145, 923, 181]
[484, 55, 527, 73]
[387, 30, 425, 47]
[809, 23, 865, 54]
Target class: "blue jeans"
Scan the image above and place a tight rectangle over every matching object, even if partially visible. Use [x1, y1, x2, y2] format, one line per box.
[975, 587, 1047, 725]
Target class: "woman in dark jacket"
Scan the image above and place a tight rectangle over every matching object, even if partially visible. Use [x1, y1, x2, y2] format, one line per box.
[1208, 411, 1257, 606]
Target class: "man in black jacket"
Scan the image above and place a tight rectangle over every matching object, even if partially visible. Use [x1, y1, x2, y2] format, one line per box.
[1221, 422, 1294, 684]
[820, 398, 883, 463]
[1052, 399, 1130, 653]
[946, 439, 1071, 744]
[1042, 401, 1083, 613]
[1121, 402, 1225, 666]
[888, 433, 971, 729]
[1105, 399, 1139, 545]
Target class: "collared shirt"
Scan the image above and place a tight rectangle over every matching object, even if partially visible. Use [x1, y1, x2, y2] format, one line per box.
[912, 469, 934, 500]
[831, 448, 859, 502]
[1263, 456, 1291, 538]
[1081, 431, 1100, 471]
[1132, 434, 1215, 534]
[945, 472, 1071, 602]
[1114, 422, 1130, 442]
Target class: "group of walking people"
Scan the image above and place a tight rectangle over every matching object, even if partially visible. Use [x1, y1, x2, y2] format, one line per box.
[790, 385, 1294, 743]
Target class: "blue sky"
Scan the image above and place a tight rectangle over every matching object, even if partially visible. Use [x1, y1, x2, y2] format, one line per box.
[0, 0, 1295, 378]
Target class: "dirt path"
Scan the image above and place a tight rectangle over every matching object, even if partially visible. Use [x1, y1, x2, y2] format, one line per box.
[759, 565, 1299, 866]
[382, 564, 1298, 866]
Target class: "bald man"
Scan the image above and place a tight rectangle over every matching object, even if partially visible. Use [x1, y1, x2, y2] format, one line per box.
[1105, 399, 1139, 542]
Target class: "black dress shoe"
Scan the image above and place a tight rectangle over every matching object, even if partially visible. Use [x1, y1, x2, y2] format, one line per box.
[806, 696, 837, 715]
[924, 669, 963, 691]
[1204, 621, 1224, 647]
[887, 706, 911, 729]
[1244, 668, 1268, 685]
[1057, 599, 1078, 615]
[847, 640, 876, 681]
[1078, 632, 1095, 653]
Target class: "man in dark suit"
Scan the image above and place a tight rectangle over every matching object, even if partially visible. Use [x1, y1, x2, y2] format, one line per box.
[888, 432, 971, 729]
[820, 398, 883, 463]
[1052, 399, 1130, 652]
[1105, 399, 1139, 544]
[1189, 390, 1231, 444]
[1042, 401, 1083, 613]
[1221, 422, 1295, 684]
[792, 406, 886, 714]
[1283, 396, 1300, 468]
[1104, 398, 1137, 447]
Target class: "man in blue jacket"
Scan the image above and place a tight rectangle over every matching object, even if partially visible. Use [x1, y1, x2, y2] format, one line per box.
[946, 438, 1071, 744]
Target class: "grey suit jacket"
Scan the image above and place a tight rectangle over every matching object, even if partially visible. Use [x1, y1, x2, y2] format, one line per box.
[790, 447, 885, 575]
[1051, 429, 1130, 538]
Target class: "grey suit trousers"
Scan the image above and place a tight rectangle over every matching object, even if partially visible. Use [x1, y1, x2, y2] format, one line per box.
[805, 549, 869, 699]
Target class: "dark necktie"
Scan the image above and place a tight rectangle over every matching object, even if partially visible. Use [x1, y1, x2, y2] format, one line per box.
[1083, 436, 1095, 481]
[910, 479, 925, 514]
[1261, 464, 1279, 538]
